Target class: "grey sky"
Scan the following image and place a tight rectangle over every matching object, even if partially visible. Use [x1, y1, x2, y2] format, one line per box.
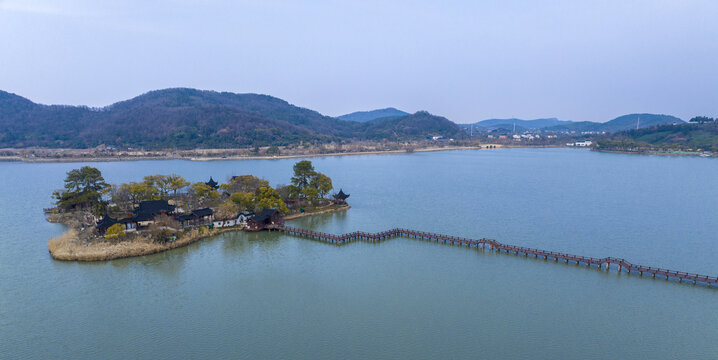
[1, 0, 716, 123]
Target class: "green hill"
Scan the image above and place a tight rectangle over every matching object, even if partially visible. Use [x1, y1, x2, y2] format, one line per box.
[545, 113, 683, 132]
[597, 123, 718, 152]
[338, 107, 409, 122]
[363, 111, 465, 140]
[469, 117, 573, 130]
[0, 89, 464, 149]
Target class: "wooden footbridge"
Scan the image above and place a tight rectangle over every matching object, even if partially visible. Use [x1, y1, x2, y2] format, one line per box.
[277, 225, 718, 288]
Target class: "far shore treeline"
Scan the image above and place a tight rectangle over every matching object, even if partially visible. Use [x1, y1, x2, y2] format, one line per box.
[596, 116, 718, 153]
[53, 160, 336, 220]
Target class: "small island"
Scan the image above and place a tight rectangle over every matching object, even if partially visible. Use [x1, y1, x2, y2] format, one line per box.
[47, 160, 350, 261]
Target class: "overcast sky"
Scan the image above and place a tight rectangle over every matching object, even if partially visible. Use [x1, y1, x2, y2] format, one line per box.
[1, 0, 716, 123]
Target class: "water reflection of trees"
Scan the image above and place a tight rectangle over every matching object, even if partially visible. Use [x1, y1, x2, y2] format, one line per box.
[108, 241, 194, 278]
[222, 229, 283, 257]
[101, 212, 349, 274]
[288, 211, 347, 230]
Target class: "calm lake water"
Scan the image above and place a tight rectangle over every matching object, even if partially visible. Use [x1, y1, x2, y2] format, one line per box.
[1, 148, 717, 359]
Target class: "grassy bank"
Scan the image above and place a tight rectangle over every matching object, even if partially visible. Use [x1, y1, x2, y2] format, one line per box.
[284, 204, 350, 220]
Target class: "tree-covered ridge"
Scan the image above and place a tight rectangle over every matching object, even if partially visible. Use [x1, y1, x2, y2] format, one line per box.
[543, 114, 683, 133]
[338, 107, 410, 122]
[597, 119, 718, 152]
[363, 111, 466, 140]
[0, 88, 465, 149]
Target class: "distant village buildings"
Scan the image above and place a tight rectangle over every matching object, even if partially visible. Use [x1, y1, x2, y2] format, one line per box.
[566, 140, 593, 147]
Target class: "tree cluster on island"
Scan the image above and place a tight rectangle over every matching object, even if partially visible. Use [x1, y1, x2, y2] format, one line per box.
[51, 160, 344, 242]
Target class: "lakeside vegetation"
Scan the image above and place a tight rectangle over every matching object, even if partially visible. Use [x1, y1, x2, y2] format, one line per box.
[596, 117, 718, 154]
[0, 142, 487, 162]
[47, 160, 350, 261]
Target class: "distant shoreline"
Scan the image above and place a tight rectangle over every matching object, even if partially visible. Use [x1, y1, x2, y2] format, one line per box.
[1, 145, 502, 163]
[593, 148, 716, 158]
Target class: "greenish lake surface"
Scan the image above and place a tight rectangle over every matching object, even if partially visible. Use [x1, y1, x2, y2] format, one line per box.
[1, 148, 717, 359]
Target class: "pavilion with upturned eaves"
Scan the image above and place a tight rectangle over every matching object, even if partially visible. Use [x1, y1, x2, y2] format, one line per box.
[332, 189, 350, 204]
[205, 177, 219, 189]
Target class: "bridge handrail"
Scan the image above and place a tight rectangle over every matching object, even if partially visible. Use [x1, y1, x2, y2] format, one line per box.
[276, 225, 718, 282]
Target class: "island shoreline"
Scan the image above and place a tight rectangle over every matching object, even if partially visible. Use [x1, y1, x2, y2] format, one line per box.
[593, 148, 716, 157]
[48, 205, 351, 262]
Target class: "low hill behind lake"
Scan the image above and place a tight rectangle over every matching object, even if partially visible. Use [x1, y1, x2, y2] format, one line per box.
[0, 88, 464, 149]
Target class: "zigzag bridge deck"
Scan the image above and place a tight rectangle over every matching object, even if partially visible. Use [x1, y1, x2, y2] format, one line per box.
[275, 225, 718, 288]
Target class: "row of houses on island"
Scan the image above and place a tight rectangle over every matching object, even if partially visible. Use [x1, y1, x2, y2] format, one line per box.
[96, 199, 284, 234]
[96, 200, 213, 234]
[96, 176, 349, 235]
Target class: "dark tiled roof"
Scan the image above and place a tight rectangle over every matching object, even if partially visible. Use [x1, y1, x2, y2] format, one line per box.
[250, 208, 278, 224]
[206, 177, 219, 189]
[96, 215, 117, 229]
[134, 200, 175, 216]
[131, 212, 157, 222]
[333, 189, 350, 200]
[177, 214, 197, 222]
[193, 208, 213, 217]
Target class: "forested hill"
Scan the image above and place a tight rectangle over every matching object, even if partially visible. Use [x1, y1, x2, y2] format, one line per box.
[544, 113, 683, 132]
[363, 111, 465, 140]
[338, 107, 409, 122]
[597, 122, 718, 151]
[0, 88, 464, 149]
[469, 118, 573, 130]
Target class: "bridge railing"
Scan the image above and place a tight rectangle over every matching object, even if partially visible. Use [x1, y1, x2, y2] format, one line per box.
[276, 225, 718, 284]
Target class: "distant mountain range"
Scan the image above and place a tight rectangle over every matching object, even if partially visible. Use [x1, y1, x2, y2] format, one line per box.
[464, 118, 573, 130]
[462, 114, 683, 133]
[0, 88, 464, 149]
[0, 88, 686, 149]
[338, 107, 410, 122]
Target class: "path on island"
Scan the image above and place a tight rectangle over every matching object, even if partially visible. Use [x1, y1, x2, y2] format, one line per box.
[276, 225, 718, 288]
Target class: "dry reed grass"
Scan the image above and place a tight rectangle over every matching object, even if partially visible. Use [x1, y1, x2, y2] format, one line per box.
[47, 227, 236, 261]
